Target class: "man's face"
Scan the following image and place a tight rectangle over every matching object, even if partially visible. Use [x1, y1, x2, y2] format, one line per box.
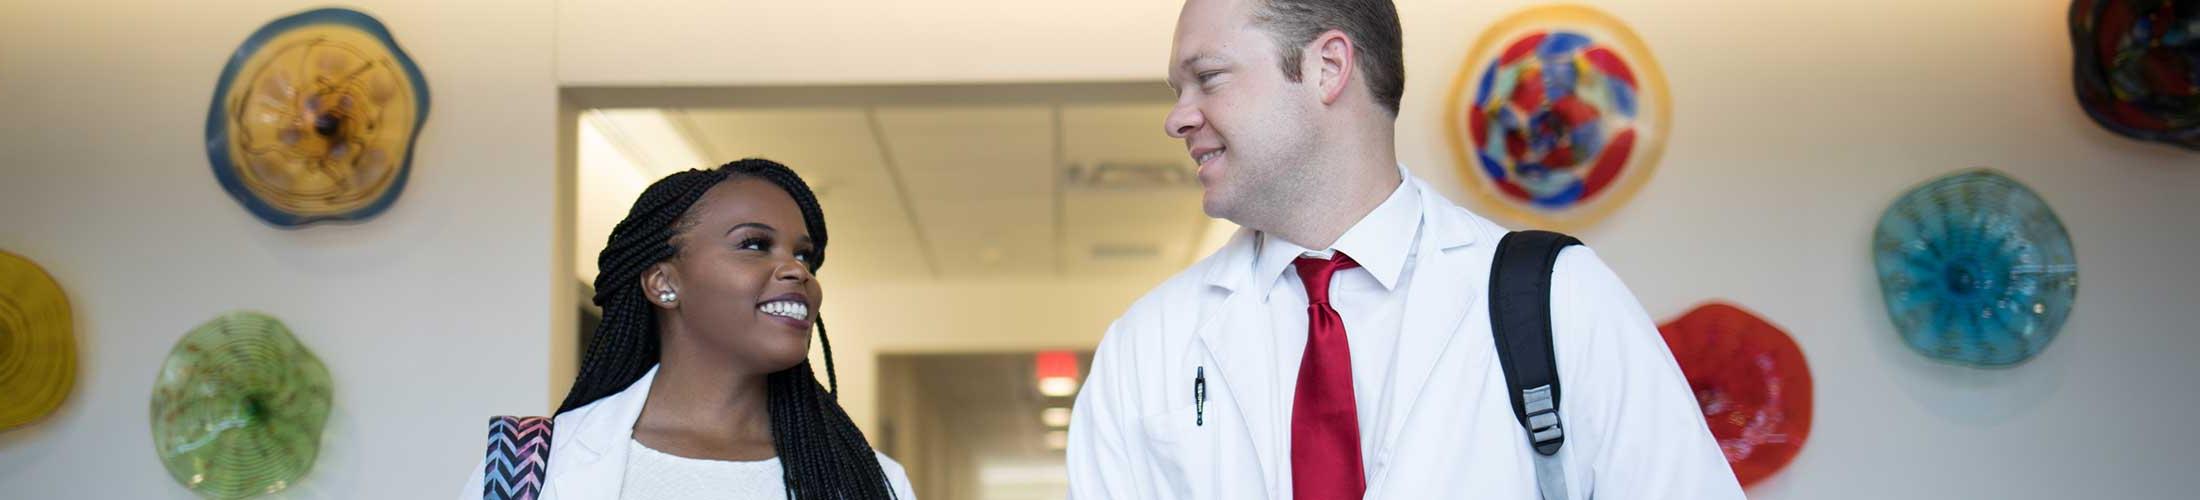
[1166, 0, 1322, 224]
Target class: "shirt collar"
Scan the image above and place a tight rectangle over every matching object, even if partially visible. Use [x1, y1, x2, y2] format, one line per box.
[1253, 172, 1421, 300]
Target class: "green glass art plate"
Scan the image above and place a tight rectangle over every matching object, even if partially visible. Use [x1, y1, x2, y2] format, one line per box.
[150, 311, 332, 499]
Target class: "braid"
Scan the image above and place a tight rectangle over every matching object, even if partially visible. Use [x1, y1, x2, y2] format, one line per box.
[557, 158, 894, 499]
[816, 317, 839, 394]
[558, 168, 728, 414]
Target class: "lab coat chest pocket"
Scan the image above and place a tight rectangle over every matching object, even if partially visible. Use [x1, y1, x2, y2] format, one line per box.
[1136, 342, 1247, 499]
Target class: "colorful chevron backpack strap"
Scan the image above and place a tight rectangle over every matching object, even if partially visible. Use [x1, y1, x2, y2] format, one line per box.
[483, 415, 553, 500]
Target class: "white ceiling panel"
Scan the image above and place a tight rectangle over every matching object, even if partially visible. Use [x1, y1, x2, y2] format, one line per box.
[680, 108, 929, 283]
[872, 107, 1058, 278]
[1058, 104, 1207, 278]
[590, 108, 708, 177]
[874, 106, 1056, 201]
[580, 91, 1212, 286]
[1062, 188, 1203, 279]
[917, 196, 1058, 277]
[1060, 103, 1188, 172]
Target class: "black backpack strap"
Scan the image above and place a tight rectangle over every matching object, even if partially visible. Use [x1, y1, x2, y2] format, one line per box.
[1489, 230, 1582, 500]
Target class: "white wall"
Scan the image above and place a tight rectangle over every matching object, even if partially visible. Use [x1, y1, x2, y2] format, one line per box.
[1536, 2, 2200, 497]
[559, 0, 2200, 498]
[0, 1, 558, 498]
[3, 0, 2195, 498]
[555, 0, 1179, 86]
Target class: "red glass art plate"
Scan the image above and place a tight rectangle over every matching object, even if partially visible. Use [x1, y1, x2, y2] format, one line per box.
[1658, 302, 1812, 487]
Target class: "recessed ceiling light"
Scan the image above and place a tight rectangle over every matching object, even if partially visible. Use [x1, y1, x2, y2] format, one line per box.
[1042, 407, 1071, 428]
[1045, 430, 1069, 450]
[1039, 376, 1078, 397]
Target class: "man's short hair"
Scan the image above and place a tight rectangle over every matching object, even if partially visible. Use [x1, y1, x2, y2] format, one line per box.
[1251, 0, 1405, 115]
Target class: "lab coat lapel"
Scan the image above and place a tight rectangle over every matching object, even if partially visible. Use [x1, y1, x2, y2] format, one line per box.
[544, 366, 656, 499]
[1368, 181, 1487, 492]
[1194, 228, 1283, 497]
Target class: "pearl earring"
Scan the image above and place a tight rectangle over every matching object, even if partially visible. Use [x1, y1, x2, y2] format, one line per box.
[658, 290, 677, 303]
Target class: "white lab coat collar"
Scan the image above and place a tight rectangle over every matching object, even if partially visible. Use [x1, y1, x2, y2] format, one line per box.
[543, 364, 659, 498]
[1202, 169, 1480, 294]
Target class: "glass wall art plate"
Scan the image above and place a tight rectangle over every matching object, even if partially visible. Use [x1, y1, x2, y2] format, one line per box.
[1446, 4, 1671, 230]
[1658, 302, 1812, 488]
[0, 250, 76, 431]
[206, 7, 430, 227]
[1874, 169, 2078, 368]
[2070, 0, 2199, 150]
[151, 311, 332, 499]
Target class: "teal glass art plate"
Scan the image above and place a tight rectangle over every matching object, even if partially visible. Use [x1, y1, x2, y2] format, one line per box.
[1874, 170, 2079, 367]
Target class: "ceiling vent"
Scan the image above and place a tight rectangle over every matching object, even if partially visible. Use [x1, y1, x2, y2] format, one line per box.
[1090, 243, 1162, 261]
[1063, 161, 1197, 190]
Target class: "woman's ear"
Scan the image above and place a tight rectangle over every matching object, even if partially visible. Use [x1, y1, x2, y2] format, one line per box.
[643, 263, 679, 310]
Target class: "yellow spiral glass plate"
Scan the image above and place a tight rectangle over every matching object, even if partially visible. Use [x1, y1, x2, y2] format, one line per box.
[0, 250, 75, 431]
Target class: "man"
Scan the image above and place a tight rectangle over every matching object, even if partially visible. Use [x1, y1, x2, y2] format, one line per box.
[1064, 0, 1744, 498]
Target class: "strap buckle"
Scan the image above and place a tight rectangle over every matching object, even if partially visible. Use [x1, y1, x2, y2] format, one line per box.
[1523, 384, 1565, 455]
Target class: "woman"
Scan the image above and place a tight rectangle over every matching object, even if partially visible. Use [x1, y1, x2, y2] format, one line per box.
[464, 159, 915, 499]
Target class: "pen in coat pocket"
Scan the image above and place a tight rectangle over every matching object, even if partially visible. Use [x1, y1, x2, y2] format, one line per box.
[1194, 366, 1206, 426]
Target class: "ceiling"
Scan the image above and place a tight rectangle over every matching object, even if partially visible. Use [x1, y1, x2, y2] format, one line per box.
[578, 99, 1238, 287]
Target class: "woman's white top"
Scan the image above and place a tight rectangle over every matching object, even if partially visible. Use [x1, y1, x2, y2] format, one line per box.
[619, 438, 785, 499]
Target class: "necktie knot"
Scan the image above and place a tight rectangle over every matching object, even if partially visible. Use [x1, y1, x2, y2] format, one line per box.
[1293, 253, 1360, 305]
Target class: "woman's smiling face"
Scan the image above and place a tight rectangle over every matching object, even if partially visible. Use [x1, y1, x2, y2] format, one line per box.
[650, 177, 823, 374]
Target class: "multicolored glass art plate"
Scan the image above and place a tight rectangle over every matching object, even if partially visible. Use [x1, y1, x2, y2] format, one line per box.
[2070, 0, 2200, 150]
[1447, 4, 1671, 230]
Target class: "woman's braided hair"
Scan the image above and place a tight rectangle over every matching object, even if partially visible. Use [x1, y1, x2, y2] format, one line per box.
[558, 158, 894, 498]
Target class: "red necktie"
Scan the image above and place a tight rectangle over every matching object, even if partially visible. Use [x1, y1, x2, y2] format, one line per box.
[1292, 253, 1366, 500]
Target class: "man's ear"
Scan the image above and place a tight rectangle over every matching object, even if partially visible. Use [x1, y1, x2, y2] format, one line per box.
[1309, 29, 1356, 106]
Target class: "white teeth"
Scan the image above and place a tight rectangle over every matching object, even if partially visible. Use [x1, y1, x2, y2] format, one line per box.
[1195, 149, 1224, 165]
[760, 300, 808, 321]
